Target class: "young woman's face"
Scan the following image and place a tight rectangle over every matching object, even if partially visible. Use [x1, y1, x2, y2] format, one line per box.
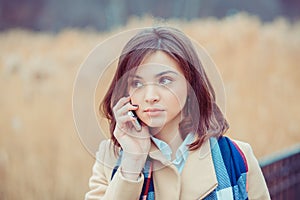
[127, 51, 188, 129]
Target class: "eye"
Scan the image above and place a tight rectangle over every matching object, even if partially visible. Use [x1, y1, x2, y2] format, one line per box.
[130, 80, 143, 88]
[159, 76, 173, 85]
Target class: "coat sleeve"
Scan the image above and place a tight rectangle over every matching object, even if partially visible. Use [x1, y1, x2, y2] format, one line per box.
[235, 141, 271, 200]
[84, 140, 145, 200]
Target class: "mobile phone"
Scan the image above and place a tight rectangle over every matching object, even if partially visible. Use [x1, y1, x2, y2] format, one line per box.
[127, 110, 142, 131]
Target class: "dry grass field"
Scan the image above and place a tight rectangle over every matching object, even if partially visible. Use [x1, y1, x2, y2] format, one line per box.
[0, 13, 299, 199]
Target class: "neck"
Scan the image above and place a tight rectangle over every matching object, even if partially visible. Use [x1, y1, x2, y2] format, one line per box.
[150, 113, 183, 158]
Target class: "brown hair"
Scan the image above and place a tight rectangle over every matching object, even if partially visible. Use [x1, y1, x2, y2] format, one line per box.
[100, 27, 229, 150]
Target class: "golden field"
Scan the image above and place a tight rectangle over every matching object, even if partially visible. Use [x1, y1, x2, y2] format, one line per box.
[0, 13, 300, 199]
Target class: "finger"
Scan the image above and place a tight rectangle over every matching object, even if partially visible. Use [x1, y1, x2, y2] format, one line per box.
[117, 103, 138, 116]
[113, 96, 130, 111]
[114, 117, 137, 138]
[115, 116, 137, 133]
[117, 115, 135, 124]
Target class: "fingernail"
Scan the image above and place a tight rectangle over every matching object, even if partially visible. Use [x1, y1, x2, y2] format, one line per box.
[132, 104, 139, 108]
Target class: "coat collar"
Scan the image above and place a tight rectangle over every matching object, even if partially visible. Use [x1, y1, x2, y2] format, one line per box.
[148, 138, 218, 199]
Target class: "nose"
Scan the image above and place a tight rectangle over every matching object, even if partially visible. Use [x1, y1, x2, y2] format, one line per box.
[144, 84, 160, 104]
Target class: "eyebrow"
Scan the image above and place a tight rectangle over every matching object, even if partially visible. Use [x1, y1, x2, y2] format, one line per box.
[129, 70, 179, 79]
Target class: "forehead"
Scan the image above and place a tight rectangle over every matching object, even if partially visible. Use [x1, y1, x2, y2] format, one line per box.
[134, 51, 184, 76]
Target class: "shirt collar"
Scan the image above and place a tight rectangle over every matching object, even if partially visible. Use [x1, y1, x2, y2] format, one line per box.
[151, 133, 195, 162]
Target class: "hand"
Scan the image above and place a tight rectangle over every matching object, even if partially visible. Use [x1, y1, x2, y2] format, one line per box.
[112, 96, 151, 179]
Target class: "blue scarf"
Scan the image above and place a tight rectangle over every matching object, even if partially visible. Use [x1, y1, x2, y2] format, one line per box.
[111, 136, 248, 199]
[205, 136, 248, 199]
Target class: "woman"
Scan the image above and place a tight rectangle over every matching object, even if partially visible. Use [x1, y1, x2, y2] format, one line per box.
[85, 27, 270, 200]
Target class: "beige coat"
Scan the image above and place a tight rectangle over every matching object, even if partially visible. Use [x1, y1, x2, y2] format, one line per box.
[85, 138, 270, 200]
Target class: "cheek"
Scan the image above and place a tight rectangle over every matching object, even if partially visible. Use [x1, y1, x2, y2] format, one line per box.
[129, 89, 143, 104]
[167, 85, 188, 108]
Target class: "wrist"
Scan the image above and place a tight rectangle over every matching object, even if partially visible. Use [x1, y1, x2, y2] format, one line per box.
[120, 153, 147, 180]
[120, 166, 142, 181]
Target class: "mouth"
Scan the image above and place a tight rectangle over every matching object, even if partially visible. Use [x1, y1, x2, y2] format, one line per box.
[144, 108, 165, 117]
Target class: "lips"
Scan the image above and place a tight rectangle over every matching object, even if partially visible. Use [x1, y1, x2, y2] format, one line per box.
[144, 107, 165, 117]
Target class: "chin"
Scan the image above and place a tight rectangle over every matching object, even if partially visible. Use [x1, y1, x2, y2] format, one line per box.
[146, 122, 165, 128]
[143, 117, 166, 127]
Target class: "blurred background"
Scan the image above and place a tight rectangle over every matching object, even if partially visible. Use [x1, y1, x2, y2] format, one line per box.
[0, 0, 299, 199]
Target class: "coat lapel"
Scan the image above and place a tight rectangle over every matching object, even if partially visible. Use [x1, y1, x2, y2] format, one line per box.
[180, 139, 218, 199]
[149, 142, 181, 199]
[149, 139, 218, 200]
